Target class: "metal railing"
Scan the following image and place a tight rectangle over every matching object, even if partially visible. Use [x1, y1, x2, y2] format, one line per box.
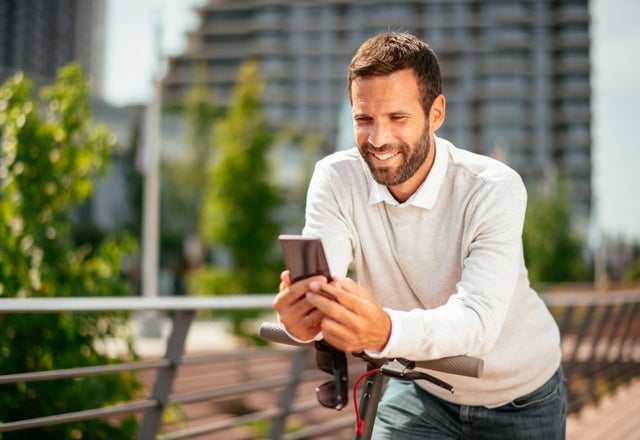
[542, 289, 640, 413]
[0, 295, 285, 439]
[0, 289, 638, 439]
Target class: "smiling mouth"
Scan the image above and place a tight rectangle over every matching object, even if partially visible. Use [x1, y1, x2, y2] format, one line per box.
[371, 151, 399, 161]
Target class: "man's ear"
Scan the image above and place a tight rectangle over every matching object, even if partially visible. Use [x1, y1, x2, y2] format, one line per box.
[429, 94, 446, 131]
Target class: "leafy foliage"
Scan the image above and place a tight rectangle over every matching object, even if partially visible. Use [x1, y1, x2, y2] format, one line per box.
[622, 244, 640, 283]
[160, 64, 222, 243]
[522, 177, 591, 286]
[0, 66, 141, 439]
[187, 60, 285, 340]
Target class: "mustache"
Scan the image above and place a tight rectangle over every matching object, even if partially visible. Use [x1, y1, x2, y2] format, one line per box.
[361, 141, 403, 153]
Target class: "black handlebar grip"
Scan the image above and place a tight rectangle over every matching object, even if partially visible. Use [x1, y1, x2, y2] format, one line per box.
[413, 356, 484, 378]
[259, 322, 484, 378]
[259, 322, 313, 347]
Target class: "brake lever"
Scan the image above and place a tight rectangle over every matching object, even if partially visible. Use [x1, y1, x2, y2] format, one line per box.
[380, 360, 454, 393]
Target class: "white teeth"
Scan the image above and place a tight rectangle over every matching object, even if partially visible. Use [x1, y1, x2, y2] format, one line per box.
[374, 152, 397, 160]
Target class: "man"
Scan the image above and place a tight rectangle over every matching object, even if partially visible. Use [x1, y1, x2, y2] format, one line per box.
[273, 32, 566, 439]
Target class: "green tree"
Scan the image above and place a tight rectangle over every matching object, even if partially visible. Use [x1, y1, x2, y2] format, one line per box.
[184, 63, 221, 181]
[159, 65, 221, 255]
[0, 66, 141, 439]
[522, 177, 591, 286]
[187, 60, 284, 340]
[621, 242, 640, 283]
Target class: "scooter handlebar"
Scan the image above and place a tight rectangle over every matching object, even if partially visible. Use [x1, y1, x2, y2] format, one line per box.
[259, 322, 483, 378]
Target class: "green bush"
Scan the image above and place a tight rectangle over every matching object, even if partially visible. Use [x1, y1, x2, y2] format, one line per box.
[191, 61, 285, 342]
[522, 177, 591, 286]
[0, 66, 141, 439]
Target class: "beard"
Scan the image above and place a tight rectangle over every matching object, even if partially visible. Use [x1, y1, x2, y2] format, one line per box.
[358, 124, 431, 187]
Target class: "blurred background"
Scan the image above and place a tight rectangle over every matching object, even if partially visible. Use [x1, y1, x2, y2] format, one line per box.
[1, 1, 639, 438]
[2, 0, 639, 299]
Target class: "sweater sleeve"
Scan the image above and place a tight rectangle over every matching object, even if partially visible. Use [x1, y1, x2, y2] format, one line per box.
[302, 159, 356, 277]
[369, 172, 529, 361]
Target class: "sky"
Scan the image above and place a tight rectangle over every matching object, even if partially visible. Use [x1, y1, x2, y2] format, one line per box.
[103, 0, 640, 244]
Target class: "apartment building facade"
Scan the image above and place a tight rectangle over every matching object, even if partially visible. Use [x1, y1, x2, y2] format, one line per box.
[0, 0, 105, 97]
[163, 0, 591, 220]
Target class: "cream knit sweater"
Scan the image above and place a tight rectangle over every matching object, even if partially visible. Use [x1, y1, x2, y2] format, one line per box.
[302, 136, 561, 406]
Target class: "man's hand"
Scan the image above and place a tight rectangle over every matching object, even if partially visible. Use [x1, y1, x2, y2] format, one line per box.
[306, 277, 391, 353]
[272, 271, 328, 341]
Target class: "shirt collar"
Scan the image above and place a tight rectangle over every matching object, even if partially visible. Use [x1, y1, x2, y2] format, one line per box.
[368, 135, 448, 209]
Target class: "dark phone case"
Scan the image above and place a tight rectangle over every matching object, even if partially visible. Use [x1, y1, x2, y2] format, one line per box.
[279, 235, 331, 283]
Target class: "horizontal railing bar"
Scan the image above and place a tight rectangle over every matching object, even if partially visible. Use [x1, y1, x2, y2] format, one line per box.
[0, 358, 171, 385]
[290, 398, 326, 414]
[0, 294, 276, 313]
[178, 347, 298, 366]
[168, 376, 299, 405]
[0, 347, 299, 386]
[0, 291, 636, 314]
[168, 368, 324, 407]
[541, 290, 640, 307]
[0, 400, 156, 432]
[158, 406, 283, 440]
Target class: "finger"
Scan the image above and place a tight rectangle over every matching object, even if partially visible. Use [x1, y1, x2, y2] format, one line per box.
[320, 310, 390, 353]
[275, 276, 330, 327]
[323, 322, 364, 352]
[335, 277, 374, 300]
[314, 284, 338, 301]
[274, 285, 312, 314]
[306, 282, 391, 352]
[308, 280, 367, 313]
[304, 308, 325, 328]
[308, 280, 342, 302]
[278, 300, 320, 335]
[273, 285, 296, 311]
[305, 290, 359, 324]
[282, 302, 316, 327]
[278, 270, 291, 292]
[274, 274, 325, 310]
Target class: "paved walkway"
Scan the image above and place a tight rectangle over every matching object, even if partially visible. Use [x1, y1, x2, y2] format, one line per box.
[566, 378, 640, 440]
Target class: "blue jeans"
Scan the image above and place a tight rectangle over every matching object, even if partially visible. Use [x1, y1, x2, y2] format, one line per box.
[372, 367, 566, 439]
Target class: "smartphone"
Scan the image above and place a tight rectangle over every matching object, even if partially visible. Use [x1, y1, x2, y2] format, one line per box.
[278, 235, 331, 283]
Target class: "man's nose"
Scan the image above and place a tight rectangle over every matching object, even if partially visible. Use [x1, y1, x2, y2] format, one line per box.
[367, 122, 392, 148]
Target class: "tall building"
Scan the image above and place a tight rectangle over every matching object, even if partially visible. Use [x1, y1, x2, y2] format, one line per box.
[0, 0, 106, 97]
[163, 0, 591, 222]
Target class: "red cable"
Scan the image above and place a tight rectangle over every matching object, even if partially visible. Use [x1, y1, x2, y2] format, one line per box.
[353, 368, 381, 436]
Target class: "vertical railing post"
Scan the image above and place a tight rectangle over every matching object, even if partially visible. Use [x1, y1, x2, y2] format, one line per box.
[268, 348, 309, 439]
[556, 304, 575, 341]
[139, 310, 195, 439]
[565, 305, 595, 378]
[618, 303, 640, 381]
[602, 304, 628, 382]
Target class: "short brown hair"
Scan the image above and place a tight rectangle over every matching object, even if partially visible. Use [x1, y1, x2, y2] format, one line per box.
[348, 32, 442, 115]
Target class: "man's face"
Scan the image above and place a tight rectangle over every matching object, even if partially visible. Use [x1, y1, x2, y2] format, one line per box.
[351, 69, 434, 201]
